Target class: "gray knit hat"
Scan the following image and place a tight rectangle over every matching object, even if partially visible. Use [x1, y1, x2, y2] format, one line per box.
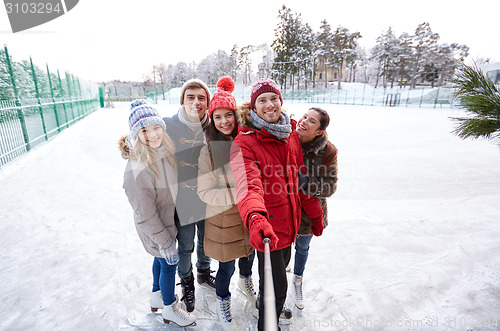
[129, 99, 166, 140]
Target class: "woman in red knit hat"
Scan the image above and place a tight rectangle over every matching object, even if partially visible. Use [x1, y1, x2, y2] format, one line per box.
[197, 76, 256, 330]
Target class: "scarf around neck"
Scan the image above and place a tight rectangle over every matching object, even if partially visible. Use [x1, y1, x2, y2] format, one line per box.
[250, 110, 292, 139]
[178, 107, 209, 133]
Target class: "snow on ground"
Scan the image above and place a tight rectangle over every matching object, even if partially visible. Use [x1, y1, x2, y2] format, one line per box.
[0, 101, 499, 331]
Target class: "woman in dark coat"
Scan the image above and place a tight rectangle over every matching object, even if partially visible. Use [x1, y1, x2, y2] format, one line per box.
[293, 107, 338, 310]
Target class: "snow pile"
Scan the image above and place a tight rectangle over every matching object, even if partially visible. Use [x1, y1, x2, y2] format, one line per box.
[0, 102, 499, 330]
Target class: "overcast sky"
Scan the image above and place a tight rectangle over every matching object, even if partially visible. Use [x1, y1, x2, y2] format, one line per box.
[1, 0, 498, 82]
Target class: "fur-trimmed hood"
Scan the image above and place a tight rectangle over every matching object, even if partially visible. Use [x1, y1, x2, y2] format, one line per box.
[118, 135, 133, 160]
[236, 101, 255, 129]
[302, 133, 328, 155]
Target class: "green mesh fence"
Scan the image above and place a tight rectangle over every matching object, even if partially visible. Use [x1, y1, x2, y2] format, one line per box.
[0, 46, 101, 168]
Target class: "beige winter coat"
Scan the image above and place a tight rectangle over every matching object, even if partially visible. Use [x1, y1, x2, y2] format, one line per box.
[120, 136, 178, 258]
[197, 144, 253, 262]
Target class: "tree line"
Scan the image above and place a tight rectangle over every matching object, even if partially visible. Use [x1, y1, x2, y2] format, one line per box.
[0, 47, 93, 100]
[137, 5, 471, 93]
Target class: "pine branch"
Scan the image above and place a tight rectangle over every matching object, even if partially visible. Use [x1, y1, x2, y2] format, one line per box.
[450, 64, 500, 145]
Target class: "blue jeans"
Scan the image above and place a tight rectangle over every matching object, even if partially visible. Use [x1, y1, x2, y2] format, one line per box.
[215, 252, 255, 298]
[152, 257, 177, 305]
[175, 216, 211, 280]
[293, 234, 313, 276]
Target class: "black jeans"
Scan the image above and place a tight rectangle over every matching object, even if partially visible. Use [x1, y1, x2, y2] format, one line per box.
[257, 246, 291, 331]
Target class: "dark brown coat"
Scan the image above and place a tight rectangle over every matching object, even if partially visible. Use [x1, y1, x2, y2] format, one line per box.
[298, 133, 338, 235]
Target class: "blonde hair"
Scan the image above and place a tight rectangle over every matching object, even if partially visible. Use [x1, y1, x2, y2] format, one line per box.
[132, 132, 177, 179]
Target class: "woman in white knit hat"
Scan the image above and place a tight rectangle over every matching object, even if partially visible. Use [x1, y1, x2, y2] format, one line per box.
[119, 99, 195, 327]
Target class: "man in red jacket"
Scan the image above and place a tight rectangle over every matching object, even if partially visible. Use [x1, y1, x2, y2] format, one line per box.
[230, 78, 324, 331]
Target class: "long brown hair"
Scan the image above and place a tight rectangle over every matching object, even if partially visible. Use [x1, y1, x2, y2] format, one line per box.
[204, 111, 238, 169]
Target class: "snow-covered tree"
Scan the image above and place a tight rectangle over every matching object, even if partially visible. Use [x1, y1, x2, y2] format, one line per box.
[434, 43, 469, 86]
[395, 32, 413, 87]
[257, 47, 274, 80]
[331, 25, 361, 89]
[0, 49, 15, 99]
[371, 27, 400, 88]
[230, 45, 240, 82]
[410, 22, 440, 88]
[291, 20, 315, 89]
[316, 19, 334, 88]
[271, 5, 298, 88]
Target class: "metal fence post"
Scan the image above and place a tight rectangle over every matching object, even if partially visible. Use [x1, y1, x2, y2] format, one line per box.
[74, 76, 84, 114]
[30, 57, 48, 141]
[65, 71, 76, 120]
[57, 70, 69, 128]
[4, 45, 30, 151]
[46, 64, 61, 132]
[434, 87, 440, 108]
[71, 74, 82, 117]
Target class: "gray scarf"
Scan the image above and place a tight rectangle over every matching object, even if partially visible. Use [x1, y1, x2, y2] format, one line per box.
[178, 107, 209, 133]
[250, 110, 292, 139]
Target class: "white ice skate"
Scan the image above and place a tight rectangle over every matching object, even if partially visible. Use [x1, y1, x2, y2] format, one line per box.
[216, 293, 237, 331]
[150, 290, 164, 312]
[238, 274, 257, 307]
[293, 274, 304, 310]
[161, 295, 195, 327]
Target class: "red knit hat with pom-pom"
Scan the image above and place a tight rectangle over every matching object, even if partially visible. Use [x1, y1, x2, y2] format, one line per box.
[208, 76, 237, 118]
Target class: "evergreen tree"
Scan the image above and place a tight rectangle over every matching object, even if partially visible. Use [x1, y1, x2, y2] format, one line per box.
[0, 49, 15, 99]
[451, 64, 500, 145]
[271, 5, 295, 87]
[331, 25, 361, 89]
[230, 45, 240, 82]
[257, 47, 274, 80]
[395, 32, 413, 87]
[238, 46, 252, 85]
[316, 19, 334, 88]
[410, 22, 440, 88]
[434, 43, 469, 86]
[371, 27, 399, 88]
[271, 5, 311, 89]
[291, 20, 314, 89]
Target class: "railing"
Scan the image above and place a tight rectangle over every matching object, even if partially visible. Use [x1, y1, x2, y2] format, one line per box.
[0, 97, 100, 167]
[0, 45, 100, 168]
[124, 83, 459, 109]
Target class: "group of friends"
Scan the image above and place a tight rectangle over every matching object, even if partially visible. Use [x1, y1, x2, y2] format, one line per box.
[119, 76, 338, 331]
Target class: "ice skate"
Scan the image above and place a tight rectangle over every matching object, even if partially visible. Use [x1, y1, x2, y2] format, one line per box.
[293, 274, 304, 310]
[161, 295, 195, 327]
[150, 290, 164, 312]
[216, 293, 237, 331]
[238, 274, 257, 307]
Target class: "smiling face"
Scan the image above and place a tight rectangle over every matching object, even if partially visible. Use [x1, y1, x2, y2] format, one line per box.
[212, 108, 236, 136]
[296, 109, 324, 143]
[181, 87, 209, 121]
[253, 92, 282, 123]
[138, 123, 164, 148]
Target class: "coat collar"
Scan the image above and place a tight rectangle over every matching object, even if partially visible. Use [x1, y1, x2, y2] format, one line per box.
[301, 133, 328, 155]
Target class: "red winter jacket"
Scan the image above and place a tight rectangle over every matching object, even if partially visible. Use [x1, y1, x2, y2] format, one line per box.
[230, 102, 323, 251]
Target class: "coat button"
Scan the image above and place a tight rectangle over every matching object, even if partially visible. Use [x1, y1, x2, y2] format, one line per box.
[269, 215, 274, 219]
